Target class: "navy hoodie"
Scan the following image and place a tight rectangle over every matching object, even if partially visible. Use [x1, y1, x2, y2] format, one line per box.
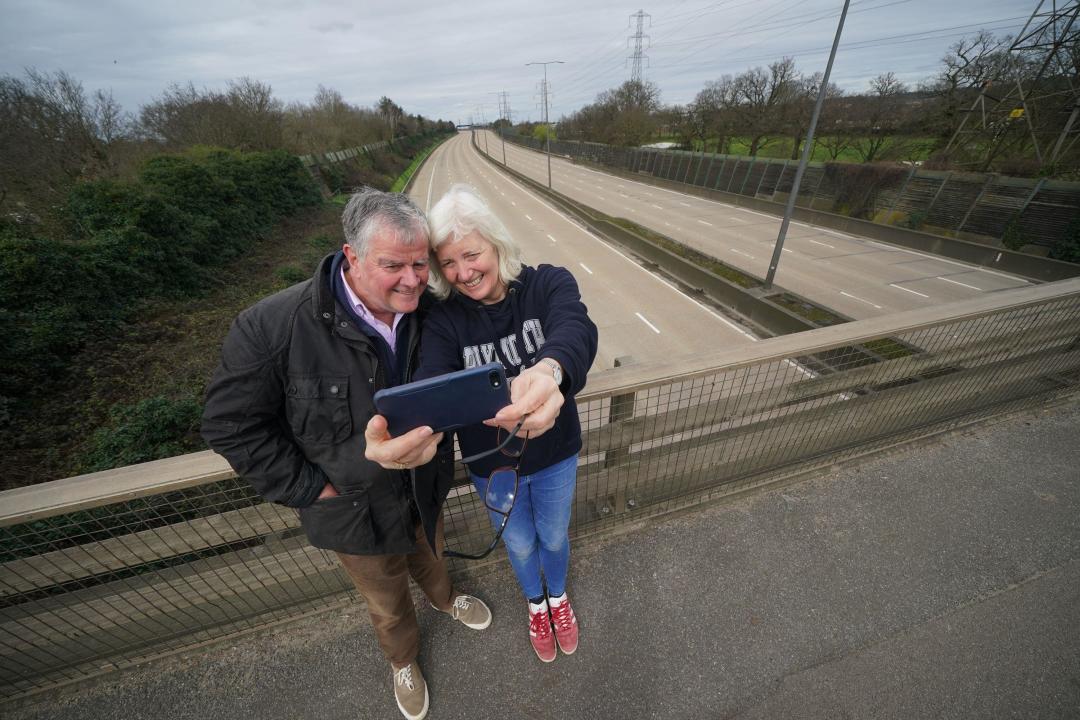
[416, 264, 598, 477]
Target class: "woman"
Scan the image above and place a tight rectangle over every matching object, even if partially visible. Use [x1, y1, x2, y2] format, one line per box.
[418, 184, 598, 662]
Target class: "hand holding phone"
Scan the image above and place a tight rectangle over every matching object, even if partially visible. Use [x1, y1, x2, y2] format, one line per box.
[373, 362, 511, 437]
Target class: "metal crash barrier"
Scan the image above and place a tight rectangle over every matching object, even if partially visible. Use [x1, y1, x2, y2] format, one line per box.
[3, 278, 1079, 699]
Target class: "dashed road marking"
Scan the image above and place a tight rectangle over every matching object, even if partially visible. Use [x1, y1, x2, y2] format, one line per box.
[698, 220, 713, 227]
[636, 312, 661, 334]
[839, 290, 883, 309]
[939, 276, 982, 291]
[579, 263, 593, 274]
[890, 283, 929, 298]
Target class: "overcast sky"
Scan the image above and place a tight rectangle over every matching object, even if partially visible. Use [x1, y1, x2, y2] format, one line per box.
[1, 0, 1032, 125]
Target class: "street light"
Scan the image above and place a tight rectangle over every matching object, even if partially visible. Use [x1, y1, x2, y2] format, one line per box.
[764, 0, 850, 289]
[526, 60, 563, 189]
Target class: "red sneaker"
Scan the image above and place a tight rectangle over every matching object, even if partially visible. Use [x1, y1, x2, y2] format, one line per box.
[529, 603, 557, 662]
[550, 595, 579, 655]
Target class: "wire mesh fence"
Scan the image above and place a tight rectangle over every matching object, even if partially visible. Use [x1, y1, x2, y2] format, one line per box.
[499, 133, 1080, 255]
[2, 281, 1079, 700]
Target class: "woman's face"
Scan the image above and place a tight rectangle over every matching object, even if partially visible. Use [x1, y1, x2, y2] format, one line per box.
[435, 231, 507, 304]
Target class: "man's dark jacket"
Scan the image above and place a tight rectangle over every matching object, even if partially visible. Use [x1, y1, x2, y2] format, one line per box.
[201, 252, 453, 555]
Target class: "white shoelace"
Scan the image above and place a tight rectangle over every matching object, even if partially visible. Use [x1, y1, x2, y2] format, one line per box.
[395, 665, 415, 690]
[452, 595, 472, 613]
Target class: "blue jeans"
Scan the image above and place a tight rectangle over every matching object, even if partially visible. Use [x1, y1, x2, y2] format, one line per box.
[471, 454, 578, 600]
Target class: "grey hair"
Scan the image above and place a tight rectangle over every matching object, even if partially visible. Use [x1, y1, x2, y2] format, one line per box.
[341, 188, 429, 258]
[425, 184, 523, 300]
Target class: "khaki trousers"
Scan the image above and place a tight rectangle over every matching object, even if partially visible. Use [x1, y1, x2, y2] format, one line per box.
[335, 514, 454, 669]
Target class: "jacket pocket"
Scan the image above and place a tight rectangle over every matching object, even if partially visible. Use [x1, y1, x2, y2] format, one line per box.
[286, 375, 352, 445]
[298, 490, 375, 553]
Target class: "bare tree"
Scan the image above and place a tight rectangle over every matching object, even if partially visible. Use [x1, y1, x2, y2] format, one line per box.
[851, 72, 908, 163]
[0, 69, 130, 220]
[692, 75, 737, 153]
[730, 58, 801, 156]
[923, 30, 1012, 138]
[138, 78, 283, 150]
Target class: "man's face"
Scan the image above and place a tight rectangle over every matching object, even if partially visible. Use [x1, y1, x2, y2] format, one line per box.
[342, 223, 429, 325]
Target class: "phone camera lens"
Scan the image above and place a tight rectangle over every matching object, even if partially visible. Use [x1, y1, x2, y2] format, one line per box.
[488, 371, 501, 388]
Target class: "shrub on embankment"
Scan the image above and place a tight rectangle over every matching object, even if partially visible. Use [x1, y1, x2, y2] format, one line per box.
[0, 147, 321, 416]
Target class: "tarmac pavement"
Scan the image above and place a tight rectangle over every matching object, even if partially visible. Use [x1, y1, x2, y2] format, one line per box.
[6, 395, 1080, 720]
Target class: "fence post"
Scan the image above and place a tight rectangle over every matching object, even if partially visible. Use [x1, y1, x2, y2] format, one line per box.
[682, 149, 696, 184]
[885, 166, 917, 223]
[754, 158, 771, 197]
[771, 160, 790, 201]
[1016, 177, 1047, 218]
[919, 172, 953, 230]
[726, 157, 742, 192]
[806, 166, 826, 208]
[602, 356, 637, 516]
[702, 152, 717, 189]
[738, 156, 757, 195]
[957, 173, 997, 234]
[715, 155, 730, 191]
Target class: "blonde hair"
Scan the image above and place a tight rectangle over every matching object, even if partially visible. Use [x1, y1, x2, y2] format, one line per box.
[425, 184, 523, 300]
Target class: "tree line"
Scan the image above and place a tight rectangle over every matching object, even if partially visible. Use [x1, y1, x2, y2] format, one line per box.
[547, 30, 1078, 177]
[0, 70, 455, 226]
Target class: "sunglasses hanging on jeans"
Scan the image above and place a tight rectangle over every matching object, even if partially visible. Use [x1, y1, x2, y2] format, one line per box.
[444, 418, 529, 560]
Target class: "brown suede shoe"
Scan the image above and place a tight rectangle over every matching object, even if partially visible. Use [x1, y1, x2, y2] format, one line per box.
[393, 661, 428, 720]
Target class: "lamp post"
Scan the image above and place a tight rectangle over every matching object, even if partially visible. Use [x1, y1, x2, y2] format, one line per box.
[764, 0, 850, 289]
[526, 60, 563, 188]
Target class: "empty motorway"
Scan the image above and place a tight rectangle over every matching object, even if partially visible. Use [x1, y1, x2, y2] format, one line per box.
[409, 132, 765, 372]
[474, 130, 1033, 320]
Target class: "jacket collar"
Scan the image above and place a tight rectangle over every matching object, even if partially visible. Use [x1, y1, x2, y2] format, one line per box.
[312, 250, 436, 340]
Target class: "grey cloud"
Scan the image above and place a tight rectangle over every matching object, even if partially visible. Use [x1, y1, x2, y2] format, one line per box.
[313, 21, 354, 33]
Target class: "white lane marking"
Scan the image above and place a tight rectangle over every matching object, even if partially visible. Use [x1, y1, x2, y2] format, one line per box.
[783, 249, 794, 254]
[698, 220, 713, 227]
[839, 291, 883, 309]
[579, 263, 593, 274]
[866, 240, 896, 251]
[598, 195, 606, 200]
[679, 201, 691, 207]
[939, 276, 982, 291]
[808, 239, 835, 248]
[869, 240, 1027, 283]
[511, 201, 516, 206]
[525, 214, 532, 221]
[547, 234, 557, 243]
[730, 248, 754, 258]
[425, 144, 441, 211]
[652, 204, 663, 209]
[469, 141, 757, 341]
[890, 283, 930, 298]
[619, 193, 629, 198]
[636, 312, 661, 334]
[728, 216, 747, 223]
[740, 208, 777, 221]
[822, 229, 854, 240]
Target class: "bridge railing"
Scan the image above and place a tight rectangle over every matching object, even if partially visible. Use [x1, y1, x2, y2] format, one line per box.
[3, 278, 1079, 699]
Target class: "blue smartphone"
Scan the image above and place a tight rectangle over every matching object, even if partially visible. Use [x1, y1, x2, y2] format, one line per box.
[374, 362, 511, 436]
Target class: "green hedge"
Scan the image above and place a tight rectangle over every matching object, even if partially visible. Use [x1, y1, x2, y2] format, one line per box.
[0, 147, 320, 408]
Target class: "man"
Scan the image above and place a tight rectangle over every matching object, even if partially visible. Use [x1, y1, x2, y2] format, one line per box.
[201, 189, 489, 720]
